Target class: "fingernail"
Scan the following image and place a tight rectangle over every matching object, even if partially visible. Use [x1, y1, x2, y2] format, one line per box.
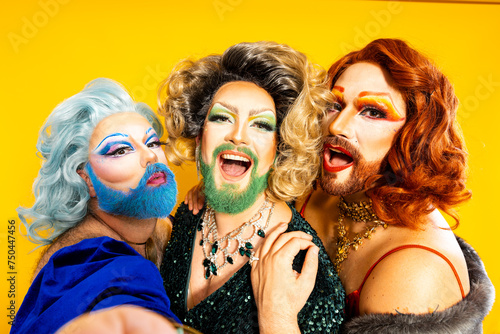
[312, 246, 319, 255]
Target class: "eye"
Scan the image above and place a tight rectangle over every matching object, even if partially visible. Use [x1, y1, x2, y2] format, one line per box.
[105, 145, 133, 157]
[327, 102, 343, 113]
[251, 120, 275, 132]
[360, 107, 387, 119]
[146, 141, 166, 149]
[208, 114, 233, 123]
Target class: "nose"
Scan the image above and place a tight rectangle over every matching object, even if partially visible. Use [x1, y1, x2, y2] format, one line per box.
[328, 108, 355, 139]
[226, 122, 249, 146]
[140, 145, 159, 168]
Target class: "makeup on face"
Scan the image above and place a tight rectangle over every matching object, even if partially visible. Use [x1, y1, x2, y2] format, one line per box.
[322, 62, 407, 191]
[88, 112, 169, 192]
[201, 81, 277, 192]
[330, 88, 404, 122]
[92, 128, 161, 157]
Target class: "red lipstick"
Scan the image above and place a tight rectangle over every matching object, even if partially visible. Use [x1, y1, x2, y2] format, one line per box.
[323, 143, 354, 173]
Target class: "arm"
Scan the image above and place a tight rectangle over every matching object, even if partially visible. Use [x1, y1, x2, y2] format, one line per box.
[359, 247, 467, 315]
[56, 306, 178, 334]
[251, 223, 319, 334]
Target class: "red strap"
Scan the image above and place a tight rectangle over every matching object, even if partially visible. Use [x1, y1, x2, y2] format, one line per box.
[357, 244, 465, 298]
[299, 192, 313, 217]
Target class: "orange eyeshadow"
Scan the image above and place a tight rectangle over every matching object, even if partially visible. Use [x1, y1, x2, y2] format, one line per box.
[357, 95, 405, 122]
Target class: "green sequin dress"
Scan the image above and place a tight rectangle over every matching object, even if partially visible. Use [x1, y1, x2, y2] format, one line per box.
[160, 203, 345, 334]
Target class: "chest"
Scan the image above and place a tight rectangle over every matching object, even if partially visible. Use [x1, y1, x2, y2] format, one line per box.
[188, 231, 252, 309]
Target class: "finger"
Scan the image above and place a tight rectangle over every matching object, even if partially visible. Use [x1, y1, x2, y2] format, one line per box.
[192, 188, 199, 215]
[254, 222, 288, 259]
[275, 238, 316, 265]
[195, 191, 205, 213]
[268, 231, 313, 256]
[297, 245, 319, 287]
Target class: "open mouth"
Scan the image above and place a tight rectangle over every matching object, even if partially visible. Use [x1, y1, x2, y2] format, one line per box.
[323, 144, 354, 173]
[218, 151, 253, 181]
[147, 172, 166, 186]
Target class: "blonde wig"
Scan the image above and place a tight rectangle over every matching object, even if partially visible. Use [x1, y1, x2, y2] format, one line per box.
[159, 41, 330, 202]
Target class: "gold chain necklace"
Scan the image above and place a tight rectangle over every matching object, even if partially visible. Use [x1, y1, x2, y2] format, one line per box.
[334, 196, 387, 272]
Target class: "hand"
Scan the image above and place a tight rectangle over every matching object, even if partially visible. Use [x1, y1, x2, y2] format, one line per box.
[184, 181, 205, 215]
[56, 306, 179, 334]
[251, 223, 319, 334]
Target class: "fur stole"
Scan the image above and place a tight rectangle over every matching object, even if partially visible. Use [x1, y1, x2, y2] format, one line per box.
[340, 236, 495, 334]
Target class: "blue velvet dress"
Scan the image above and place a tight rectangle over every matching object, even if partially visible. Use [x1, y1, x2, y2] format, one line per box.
[11, 236, 180, 334]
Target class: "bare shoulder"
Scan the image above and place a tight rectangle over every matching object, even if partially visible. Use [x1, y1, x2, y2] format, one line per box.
[359, 210, 470, 315]
[32, 221, 100, 279]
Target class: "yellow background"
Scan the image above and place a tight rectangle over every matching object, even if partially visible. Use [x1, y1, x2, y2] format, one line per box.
[1, 0, 498, 332]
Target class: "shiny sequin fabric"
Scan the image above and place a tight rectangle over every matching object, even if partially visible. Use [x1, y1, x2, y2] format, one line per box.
[160, 203, 345, 333]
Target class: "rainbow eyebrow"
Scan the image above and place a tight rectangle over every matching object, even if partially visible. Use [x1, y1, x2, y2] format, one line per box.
[145, 128, 158, 143]
[331, 86, 344, 102]
[93, 133, 129, 152]
[208, 103, 237, 120]
[249, 110, 276, 123]
[249, 110, 276, 132]
[357, 91, 405, 122]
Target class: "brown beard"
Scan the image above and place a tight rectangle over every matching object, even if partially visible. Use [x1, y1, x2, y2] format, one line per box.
[319, 136, 383, 196]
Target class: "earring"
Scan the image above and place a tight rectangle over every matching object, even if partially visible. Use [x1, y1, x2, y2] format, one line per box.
[195, 144, 201, 179]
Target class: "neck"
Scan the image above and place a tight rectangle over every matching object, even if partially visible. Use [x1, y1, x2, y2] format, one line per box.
[342, 190, 370, 203]
[213, 192, 268, 237]
[88, 200, 156, 245]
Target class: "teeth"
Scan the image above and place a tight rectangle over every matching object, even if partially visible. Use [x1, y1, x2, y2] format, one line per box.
[221, 154, 250, 163]
[329, 148, 345, 154]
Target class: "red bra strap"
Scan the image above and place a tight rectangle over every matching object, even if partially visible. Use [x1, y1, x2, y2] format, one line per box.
[299, 191, 313, 218]
[357, 244, 465, 298]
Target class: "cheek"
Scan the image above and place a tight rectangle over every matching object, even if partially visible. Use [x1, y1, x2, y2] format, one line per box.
[89, 156, 139, 186]
[154, 147, 169, 165]
[255, 134, 277, 171]
[201, 124, 225, 164]
[356, 122, 403, 162]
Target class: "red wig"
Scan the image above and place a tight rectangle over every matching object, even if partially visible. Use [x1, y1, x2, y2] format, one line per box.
[327, 38, 471, 229]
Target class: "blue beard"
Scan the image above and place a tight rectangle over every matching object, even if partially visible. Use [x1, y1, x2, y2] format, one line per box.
[86, 163, 177, 219]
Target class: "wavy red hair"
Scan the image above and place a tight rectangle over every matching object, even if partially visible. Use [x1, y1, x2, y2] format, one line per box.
[327, 38, 471, 229]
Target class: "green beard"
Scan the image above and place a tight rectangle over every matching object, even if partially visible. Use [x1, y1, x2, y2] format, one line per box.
[200, 143, 270, 215]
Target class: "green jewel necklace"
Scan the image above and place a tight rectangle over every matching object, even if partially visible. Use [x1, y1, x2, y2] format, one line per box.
[199, 198, 275, 279]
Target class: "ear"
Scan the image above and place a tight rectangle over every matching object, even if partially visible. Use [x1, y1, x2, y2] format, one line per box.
[77, 169, 96, 198]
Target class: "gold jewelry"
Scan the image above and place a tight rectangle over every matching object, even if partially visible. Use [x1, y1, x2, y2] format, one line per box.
[334, 196, 387, 272]
[200, 198, 274, 279]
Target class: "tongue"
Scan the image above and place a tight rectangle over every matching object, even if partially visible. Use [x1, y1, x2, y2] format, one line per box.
[221, 160, 248, 177]
[330, 152, 352, 167]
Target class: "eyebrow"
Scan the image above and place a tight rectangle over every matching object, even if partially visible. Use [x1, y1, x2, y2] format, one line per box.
[213, 102, 275, 117]
[93, 133, 129, 151]
[358, 91, 399, 107]
[332, 85, 345, 93]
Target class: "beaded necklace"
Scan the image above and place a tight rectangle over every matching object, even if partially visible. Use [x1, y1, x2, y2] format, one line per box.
[199, 198, 275, 279]
[335, 196, 387, 272]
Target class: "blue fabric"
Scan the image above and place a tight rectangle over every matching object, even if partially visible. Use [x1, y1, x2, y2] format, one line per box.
[11, 237, 180, 334]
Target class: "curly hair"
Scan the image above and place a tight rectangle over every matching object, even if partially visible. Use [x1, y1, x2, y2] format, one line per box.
[327, 38, 471, 229]
[159, 41, 330, 202]
[18, 78, 164, 245]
